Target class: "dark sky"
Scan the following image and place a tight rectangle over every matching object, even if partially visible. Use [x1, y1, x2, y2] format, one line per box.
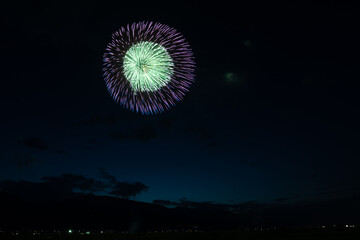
[1, 0, 360, 208]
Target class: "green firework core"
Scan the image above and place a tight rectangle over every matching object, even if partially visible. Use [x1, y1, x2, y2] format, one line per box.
[123, 41, 174, 93]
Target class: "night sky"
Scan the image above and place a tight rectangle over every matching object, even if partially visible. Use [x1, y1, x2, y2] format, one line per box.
[1, 0, 360, 218]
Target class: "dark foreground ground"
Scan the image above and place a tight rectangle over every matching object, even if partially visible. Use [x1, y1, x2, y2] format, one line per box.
[1, 230, 360, 240]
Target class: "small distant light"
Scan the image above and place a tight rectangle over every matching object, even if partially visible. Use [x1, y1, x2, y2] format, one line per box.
[101, 231, 103, 234]
[86, 231, 90, 235]
[346, 225, 349, 228]
[321, 226, 326, 228]
[68, 229, 72, 233]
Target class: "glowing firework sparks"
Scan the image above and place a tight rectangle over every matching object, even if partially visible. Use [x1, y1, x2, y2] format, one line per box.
[123, 41, 174, 93]
[103, 21, 195, 114]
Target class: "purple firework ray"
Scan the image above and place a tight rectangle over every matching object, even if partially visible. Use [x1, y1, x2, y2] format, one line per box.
[102, 21, 196, 114]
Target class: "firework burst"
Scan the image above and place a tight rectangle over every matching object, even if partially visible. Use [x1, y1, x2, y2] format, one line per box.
[103, 21, 196, 114]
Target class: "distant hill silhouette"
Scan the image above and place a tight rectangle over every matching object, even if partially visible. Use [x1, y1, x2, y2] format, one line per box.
[1, 191, 360, 231]
[0, 192, 244, 231]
